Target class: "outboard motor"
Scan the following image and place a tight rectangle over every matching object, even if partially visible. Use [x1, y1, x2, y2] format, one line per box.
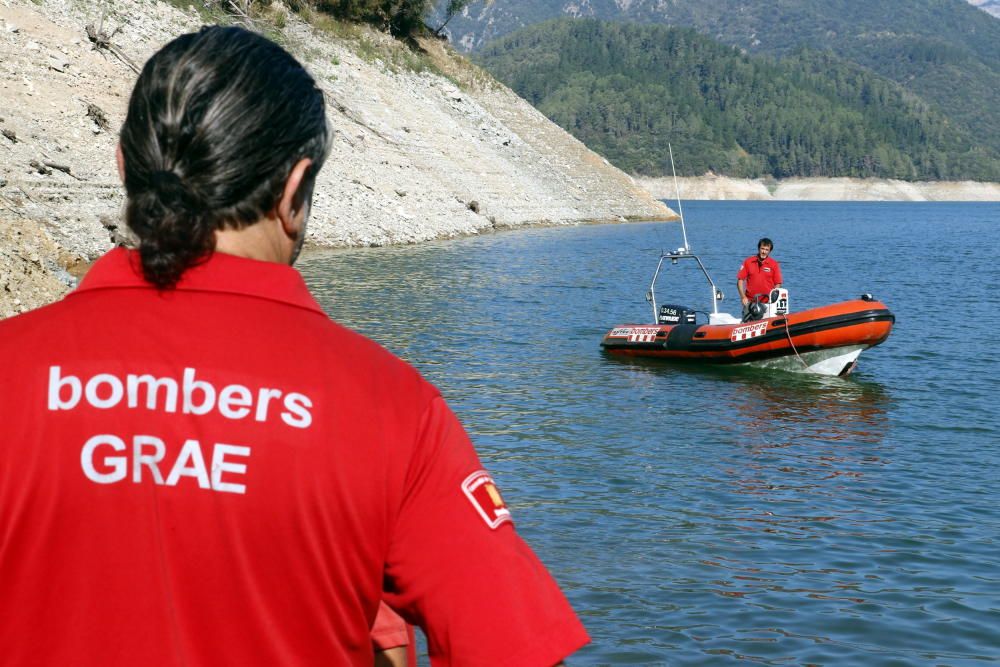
[658, 304, 697, 325]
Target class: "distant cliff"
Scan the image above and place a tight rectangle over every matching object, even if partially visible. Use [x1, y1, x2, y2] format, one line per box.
[637, 175, 1000, 201]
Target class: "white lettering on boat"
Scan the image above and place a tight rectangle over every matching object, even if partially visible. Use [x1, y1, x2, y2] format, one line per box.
[731, 321, 768, 342]
[610, 327, 661, 342]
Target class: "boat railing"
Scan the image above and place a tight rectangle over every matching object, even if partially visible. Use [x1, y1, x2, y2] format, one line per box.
[646, 248, 725, 323]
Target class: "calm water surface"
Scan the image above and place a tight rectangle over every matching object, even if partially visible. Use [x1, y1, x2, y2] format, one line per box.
[298, 202, 1000, 665]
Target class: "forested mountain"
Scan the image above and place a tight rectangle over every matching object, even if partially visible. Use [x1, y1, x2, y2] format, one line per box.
[448, 0, 1000, 174]
[476, 19, 1000, 180]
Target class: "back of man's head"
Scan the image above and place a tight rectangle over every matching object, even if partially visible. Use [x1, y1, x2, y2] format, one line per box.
[119, 26, 330, 289]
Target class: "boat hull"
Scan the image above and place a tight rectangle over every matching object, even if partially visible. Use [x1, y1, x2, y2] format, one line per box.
[601, 299, 894, 376]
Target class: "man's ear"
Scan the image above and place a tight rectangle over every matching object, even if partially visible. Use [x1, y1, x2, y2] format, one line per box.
[276, 158, 314, 237]
[116, 143, 126, 184]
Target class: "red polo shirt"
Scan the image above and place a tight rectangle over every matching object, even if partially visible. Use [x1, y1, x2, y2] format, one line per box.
[737, 254, 783, 300]
[0, 248, 588, 666]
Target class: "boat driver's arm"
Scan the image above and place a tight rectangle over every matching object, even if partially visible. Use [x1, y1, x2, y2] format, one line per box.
[738, 278, 748, 305]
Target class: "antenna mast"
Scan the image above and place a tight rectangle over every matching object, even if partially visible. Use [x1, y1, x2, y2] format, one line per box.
[668, 143, 689, 252]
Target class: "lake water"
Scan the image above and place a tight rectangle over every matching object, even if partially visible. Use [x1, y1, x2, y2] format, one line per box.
[298, 201, 1000, 665]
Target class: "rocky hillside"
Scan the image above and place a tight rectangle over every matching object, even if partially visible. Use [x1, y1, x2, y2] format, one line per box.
[0, 0, 674, 317]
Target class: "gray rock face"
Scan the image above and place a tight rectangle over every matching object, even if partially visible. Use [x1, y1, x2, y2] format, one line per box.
[0, 0, 674, 314]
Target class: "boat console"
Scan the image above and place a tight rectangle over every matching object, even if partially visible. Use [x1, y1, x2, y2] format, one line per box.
[743, 288, 790, 321]
[765, 288, 790, 318]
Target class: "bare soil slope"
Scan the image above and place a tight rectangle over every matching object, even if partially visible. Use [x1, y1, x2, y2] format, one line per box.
[0, 0, 674, 315]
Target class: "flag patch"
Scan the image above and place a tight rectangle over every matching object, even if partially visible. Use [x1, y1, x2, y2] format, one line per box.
[462, 470, 512, 529]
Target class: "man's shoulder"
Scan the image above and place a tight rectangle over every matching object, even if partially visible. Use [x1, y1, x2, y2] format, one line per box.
[0, 296, 71, 338]
[314, 316, 405, 362]
[300, 313, 432, 389]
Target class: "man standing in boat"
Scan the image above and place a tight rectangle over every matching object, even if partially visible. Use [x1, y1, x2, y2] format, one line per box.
[737, 237, 783, 320]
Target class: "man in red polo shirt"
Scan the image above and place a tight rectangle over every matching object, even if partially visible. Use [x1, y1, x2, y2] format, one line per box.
[0, 26, 587, 666]
[737, 237, 783, 318]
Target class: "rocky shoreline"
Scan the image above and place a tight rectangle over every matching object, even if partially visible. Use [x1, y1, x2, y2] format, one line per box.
[0, 0, 675, 317]
[638, 175, 1000, 202]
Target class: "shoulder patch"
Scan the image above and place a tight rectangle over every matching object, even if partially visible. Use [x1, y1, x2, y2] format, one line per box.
[461, 470, 512, 529]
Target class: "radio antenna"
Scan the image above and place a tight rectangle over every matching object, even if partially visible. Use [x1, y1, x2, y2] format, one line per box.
[668, 143, 690, 253]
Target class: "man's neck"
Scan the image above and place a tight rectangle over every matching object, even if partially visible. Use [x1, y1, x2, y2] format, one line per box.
[214, 217, 292, 265]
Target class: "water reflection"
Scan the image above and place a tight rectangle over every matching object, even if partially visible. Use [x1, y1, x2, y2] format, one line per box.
[598, 358, 900, 663]
[603, 357, 891, 446]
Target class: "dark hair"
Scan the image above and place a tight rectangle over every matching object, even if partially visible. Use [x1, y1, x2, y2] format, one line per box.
[758, 237, 774, 250]
[119, 26, 330, 288]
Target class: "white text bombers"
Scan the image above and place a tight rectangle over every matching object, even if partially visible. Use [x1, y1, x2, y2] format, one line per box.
[48, 365, 313, 427]
[48, 366, 316, 495]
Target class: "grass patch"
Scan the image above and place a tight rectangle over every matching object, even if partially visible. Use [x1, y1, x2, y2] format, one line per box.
[154, 0, 287, 45]
[414, 35, 501, 91]
[295, 6, 450, 77]
[158, 0, 228, 24]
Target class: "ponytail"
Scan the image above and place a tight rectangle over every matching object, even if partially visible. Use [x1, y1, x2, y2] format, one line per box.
[119, 26, 330, 288]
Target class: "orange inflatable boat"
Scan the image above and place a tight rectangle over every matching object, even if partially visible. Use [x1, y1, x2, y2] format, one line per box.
[601, 249, 894, 376]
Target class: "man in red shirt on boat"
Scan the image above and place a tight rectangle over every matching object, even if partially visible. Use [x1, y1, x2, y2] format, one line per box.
[0, 26, 588, 667]
[737, 237, 783, 320]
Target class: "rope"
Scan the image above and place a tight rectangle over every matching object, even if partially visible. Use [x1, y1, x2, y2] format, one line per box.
[781, 316, 809, 369]
[748, 293, 808, 370]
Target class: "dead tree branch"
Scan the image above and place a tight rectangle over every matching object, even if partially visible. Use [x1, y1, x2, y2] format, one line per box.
[42, 161, 85, 181]
[85, 14, 139, 75]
